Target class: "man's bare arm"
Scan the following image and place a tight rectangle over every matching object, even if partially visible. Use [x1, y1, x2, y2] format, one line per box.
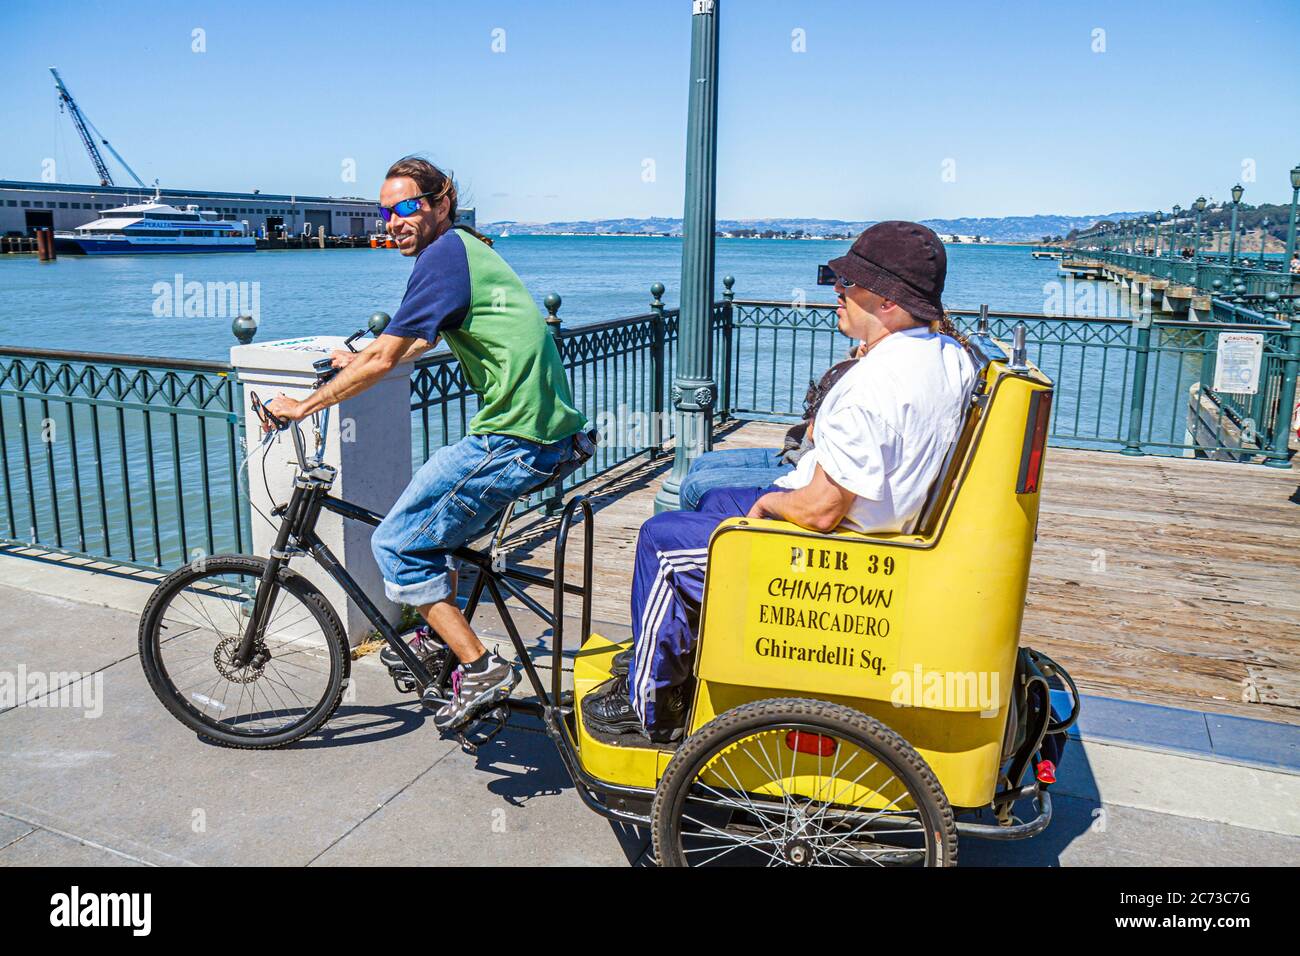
[332, 334, 431, 368]
[264, 333, 416, 421]
[745, 464, 856, 533]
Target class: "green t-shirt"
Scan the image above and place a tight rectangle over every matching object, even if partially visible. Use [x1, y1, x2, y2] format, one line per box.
[385, 227, 585, 444]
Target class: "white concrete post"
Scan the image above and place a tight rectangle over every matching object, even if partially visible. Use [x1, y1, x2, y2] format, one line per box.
[231, 335, 414, 645]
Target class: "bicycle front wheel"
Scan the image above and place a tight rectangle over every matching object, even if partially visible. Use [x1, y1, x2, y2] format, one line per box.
[138, 555, 349, 748]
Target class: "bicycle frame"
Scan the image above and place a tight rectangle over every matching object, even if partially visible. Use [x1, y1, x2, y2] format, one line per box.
[229, 420, 650, 820]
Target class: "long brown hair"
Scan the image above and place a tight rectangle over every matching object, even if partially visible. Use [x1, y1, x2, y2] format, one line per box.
[384, 156, 494, 247]
[932, 310, 964, 342]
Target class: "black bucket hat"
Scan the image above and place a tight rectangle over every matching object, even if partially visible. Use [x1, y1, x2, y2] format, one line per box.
[828, 221, 947, 324]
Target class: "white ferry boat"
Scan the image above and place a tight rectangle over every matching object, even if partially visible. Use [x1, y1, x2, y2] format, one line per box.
[54, 196, 255, 255]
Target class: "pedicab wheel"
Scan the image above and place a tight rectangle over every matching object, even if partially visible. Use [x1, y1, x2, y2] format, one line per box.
[652, 698, 957, 867]
[139, 555, 349, 749]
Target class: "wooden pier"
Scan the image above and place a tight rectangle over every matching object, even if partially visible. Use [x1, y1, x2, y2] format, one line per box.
[487, 421, 1300, 727]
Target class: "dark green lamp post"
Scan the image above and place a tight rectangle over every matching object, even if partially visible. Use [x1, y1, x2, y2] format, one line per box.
[1191, 196, 1206, 285]
[1258, 216, 1270, 264]
[1153, 210, 1163, 257]
[1192, 197, 1206, 260]
[656, 0, 721, 512]
[1286, 164, 1300, 265]
[1229, 184, 1243, 267]
[1170, 205, 1181, 258]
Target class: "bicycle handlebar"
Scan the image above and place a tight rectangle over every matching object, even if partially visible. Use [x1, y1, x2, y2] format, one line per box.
[247, 316, 390, 475]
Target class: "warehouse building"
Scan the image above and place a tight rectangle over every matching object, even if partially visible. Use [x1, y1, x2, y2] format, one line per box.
[0, 180, 474, 238]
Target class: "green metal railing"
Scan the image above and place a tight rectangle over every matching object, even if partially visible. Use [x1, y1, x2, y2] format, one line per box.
[0, 348, 251, 571]
[409, 294, 732, 514]
[724, 301, 1300, 465]
[1071, 250, 1296, 303]
[5, 288, 1295, 573]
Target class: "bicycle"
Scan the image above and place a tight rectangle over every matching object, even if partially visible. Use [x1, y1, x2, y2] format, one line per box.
[138, 323, 595, 752]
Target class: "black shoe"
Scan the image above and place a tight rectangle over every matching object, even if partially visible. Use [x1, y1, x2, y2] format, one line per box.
[582, 674, 644, 735]
[610, 647, 633, 678]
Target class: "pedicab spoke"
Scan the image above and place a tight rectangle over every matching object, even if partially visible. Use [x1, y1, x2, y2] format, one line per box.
[682, 834, 774, 867]
[801, 757, 886, 832]
[741, 732, 796, 818]
[807, 767, 901, 832]
[679, 813, 787, 866]
[810, 807, 923, 857]
[707, 753, 789, 839]
[809, 728, 850, 806]
[690, 778, 787, 841]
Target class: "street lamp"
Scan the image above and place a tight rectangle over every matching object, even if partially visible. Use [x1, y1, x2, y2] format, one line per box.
[1258, 216, 1270, 265]
[1171, 205, 1182, 258]
[1153, 210, 1163, 257]
[1192, 196, 1206, 263]
[1286, 164, 1300, 266]
[1228, 185, 1243, 267]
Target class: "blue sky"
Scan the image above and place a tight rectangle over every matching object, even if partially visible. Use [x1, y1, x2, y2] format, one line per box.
[3, 0, 1297, 223]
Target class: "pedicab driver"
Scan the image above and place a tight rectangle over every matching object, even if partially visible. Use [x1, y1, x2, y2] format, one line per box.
[265, 156, 586, 733]
[584, 222, 976, 741]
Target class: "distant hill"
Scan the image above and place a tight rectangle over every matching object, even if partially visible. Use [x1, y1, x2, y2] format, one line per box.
[483, 213, 1153, 243]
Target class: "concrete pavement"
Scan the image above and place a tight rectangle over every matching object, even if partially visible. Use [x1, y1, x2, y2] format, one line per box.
[1, 553, 1297, 867]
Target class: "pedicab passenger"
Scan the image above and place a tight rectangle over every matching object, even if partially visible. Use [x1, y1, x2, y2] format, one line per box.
[677, 345, 862, 510]
[583, 222, 976, 742]
[265, 156, 587, 735]
[680, 308, 967, 510]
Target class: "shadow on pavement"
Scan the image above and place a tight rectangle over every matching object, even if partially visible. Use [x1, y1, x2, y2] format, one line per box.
[959, 731, 1100, 866]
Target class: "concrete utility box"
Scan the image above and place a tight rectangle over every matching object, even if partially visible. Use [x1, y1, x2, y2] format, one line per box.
[231, 336, 414, 644]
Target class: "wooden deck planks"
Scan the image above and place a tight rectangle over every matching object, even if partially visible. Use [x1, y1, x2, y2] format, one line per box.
[491, 422, 1299, 725]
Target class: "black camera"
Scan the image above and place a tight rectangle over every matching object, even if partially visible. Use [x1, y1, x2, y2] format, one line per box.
[817, 264, 838, 286]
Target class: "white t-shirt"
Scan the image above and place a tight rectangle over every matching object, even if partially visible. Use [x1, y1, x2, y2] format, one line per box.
[773, 326, 976, 534]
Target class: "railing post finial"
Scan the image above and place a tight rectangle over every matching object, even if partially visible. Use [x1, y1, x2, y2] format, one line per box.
[232, 315, 258, 345]
[544, 293, 562, 339]
[722, 275, 735, 302]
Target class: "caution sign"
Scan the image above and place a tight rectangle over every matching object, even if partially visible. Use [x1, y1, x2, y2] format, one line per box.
[1213, 332, 1264, 396]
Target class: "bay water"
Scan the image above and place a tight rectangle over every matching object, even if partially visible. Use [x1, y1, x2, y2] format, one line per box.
[0, 238, 1075, 360]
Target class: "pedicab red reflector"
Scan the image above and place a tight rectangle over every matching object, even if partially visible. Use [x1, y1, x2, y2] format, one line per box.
[786, 731, 837, 756]
[1016, 390, 1053, 495]
[1035, 760, 1057, 784]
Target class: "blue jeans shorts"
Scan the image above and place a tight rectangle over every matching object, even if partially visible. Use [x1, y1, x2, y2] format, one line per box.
[371, 432, 573, 606]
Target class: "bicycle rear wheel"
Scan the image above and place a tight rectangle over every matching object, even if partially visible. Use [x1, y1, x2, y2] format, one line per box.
[139, 555, 349, 748]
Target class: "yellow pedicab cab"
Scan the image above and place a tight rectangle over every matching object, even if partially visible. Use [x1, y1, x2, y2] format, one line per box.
[567, 325, 1076, 867]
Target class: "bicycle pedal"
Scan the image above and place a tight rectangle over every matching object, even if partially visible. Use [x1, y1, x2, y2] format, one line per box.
[455, 706, 509, 754]
[420, 685, 449, 711]
[389, 670, 420, 695]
